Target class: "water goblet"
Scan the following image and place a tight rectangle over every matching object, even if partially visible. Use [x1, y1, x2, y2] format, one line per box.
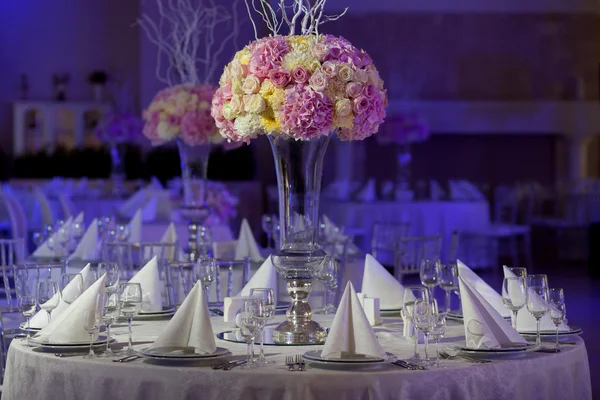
[116, 224, 130, 242]
[19, 295, 37, 347]
[118, 282, 143, 356]
[403, 286, 429, 363]
[548, 288, 566, 351]
[194, 257, 215, 298]
[97, 292, 120, 358]
[430, 314, 446, 368]
[508, 267, 527, 279]
[439, 264, 458, 313]
[32, 230, 45, 248]
[60, 273, 84, 305]
[83, 308, 99, 359]
[420, 258, 440, 299]
[502, 276, 527, 331]
[413, 297, 438, 366]
[314, 256, 339, 314]
[239, 299, 261, 370]
[249, 288, 276, 364]
[527, 274, 548, 289]
[526, 285, 550, 346]
[37, 280, 60, 323]
[98, 262, 120, 293]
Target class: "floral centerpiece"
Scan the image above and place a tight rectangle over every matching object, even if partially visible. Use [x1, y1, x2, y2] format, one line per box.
[205, 181, 239, 225]
[212, 0, 386, 344]
[139, 0, 240, 262]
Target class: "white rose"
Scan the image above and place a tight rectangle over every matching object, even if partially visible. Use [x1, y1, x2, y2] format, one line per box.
[244, 94, 266, 114]
[230, 95, 244, 113]
[337, 63, 354, 82]
[335, 99, 352, 117]
[230, 59, 247, 78]
[222, 103, 236, 120]
[242, 75, 261, 94]
[219, 65, 232, 87]
[354, 68, 368, 84]
[231, 78, 244, 95]
[309, 70, 328, 92]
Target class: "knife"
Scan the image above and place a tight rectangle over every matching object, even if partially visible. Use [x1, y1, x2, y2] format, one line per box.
[223, 360, 247, 370]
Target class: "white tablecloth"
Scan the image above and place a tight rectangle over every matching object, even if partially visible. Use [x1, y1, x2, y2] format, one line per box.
[321, 200, 490, 261]
[3, 314, 591, 400]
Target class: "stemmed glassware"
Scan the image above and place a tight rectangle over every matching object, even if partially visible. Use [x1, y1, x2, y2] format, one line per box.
[314, 256, 339, 314]
[508, 267, 527, 279]
[439, 264, 458, 313]
[239, 299, 261, 370]
[194, 257, 215, 301]
[60, 273, 84, 305]
[430, 314, 446, 368]
[32, 230, 45, 249]
[548, 288, 566, 351]
[502, 276, 527, 331]
[261, 214, 276, 249]
[83, 308, 99, 359]
[402, 286, 429, 363]
[116, 224, 131, 242]
[526, 274, 550, 346]
[18, 295, 37, 347]
[118, 282, 143, 355]
[37, 280, 60, 323]
[420, 258, 440, 299]
[97, 292, 120, 358]
[413, 297, 439, 366]
[98, 262, 120, 293]
[249, 288, 276, 365]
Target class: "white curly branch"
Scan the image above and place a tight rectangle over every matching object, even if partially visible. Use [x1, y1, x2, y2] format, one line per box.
[138, 0, 240, 85]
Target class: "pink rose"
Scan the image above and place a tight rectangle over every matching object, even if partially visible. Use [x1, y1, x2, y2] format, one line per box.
[312, 43, 330, 61]
[308, 70, 328, 92]
[362, 84, 377, 99]
[321, 61, 337, 78]
[291, 66, 309, 84]
[346, 82, 363, 98]
[269, 69, 291, 88]
[353, 96, 370, 114]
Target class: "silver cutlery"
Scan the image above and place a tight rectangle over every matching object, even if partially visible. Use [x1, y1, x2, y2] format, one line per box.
[536, 347, 561, 353]
[223, 360, 247, 370]
[112, 355, 140, 363]
[285, 356, 296, 371]
[439, 349, 491, 364]
[54, 353, 81, 358]
[295, 354, 306, 371]
[213, 360, 244, 370]
[391, 360, 418, 370]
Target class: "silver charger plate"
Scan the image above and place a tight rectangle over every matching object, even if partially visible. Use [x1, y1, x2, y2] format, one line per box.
[138, 346, 230, 360]
[519, 325, 582, 337]
[139, 307, 176, 316]
[30, 336, 115, 351]
[302, 350, 391, 364]
[446, 311, 511, 322]
[453, 342, 538, 354]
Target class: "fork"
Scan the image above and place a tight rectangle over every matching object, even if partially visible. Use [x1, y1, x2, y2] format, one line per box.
[295, 354, 306, 371]
[439, 350, 490, 364]
[285, 356, 296, 371]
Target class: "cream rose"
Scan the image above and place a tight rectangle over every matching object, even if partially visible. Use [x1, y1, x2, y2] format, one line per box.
[156, 121, 178, 140]
[230, 95, 244, 113]
[346, 82, 363, 98]
[354, 68, 368, 84]
[244, 94, 266, 114]
[335, 99, 353, 117]
[309, 70, 328, 92]
[231, 78, 244, 95]
[337, 63, 354, 82]
[222, 103, 236, 120]
[242, 75, 261, 94]
[230, 59, 247, 78]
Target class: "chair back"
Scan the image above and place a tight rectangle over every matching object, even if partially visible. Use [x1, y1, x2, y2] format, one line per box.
[0, 263, 65, 311]
[33, 189, 55, 227]
[456, 232, 499, 270]
[0, 193, 28, 245]
[371, 221, 411, 265]
[394, 235, 442, 283]
[0, 239, 26, 267]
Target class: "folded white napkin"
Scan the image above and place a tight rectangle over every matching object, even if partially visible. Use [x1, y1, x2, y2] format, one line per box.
[30, 264, 93, 329]
[129, 256, 163, 312]
[323, 179, 352, 200]
[68, 219, 99, 260]
[74, 211, 84, 225]
[355, 179, 377, 202]
[157, 222, 178, 260]
[119, 188, 148, 217]
[34, 274, 106, 344]
[361, 254, 406, 310]
[234, 219, 264, 262]
[149, 176, 163, 190]
[457, 260, 510, 318]
[502, 266, 568, 331]
[150, 281, 217, 354]
[128, 209, 142, 243]
[321, 282, 386, 359]
[430, 180, 445, 201]
[237, 257, 278, 302]
[459, 275, 526, 349]
[223, 296, 249, 323]
[33, 217, 73, 258]
[448, 180, 466, 201]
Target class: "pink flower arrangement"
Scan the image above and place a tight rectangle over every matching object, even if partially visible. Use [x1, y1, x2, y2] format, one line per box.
[205, 181, 238, 224]
[95, 112, 143, 143]
[211, 34, 387, 143]
[142, 84, 224, 147]
[377, 112, 430, 145]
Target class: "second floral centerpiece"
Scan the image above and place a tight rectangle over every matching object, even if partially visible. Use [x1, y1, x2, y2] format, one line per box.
[212, 0, 387, 344]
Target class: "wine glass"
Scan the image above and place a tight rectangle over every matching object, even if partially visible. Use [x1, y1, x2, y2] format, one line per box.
[249, 288, 276, 365]
[526, 285, 550, 346]
[420, 258, 440, 298]
[314, 256, 339, 314]
[508, 267, 527, 279]
[502, 276, 527, 331]
[98, 262, 120, 293]
[18, 295, 37, 347]
[83, 308, 99, 359]
[239, 299, 261, 370]
[194, 257, 215, 299]
[413, 297, 439, 366]
[116, 224, 130, 242]
[71, 220, 86, 242]
[118, 282, 143, 355]
[32, 230, 45, 248]
[527, 274, 548, 289]
[439, 264, 458, 313]
[37, 280, 60, 323]
[261, 214, 275, 249]
[548, 288, 566, 351]
[402, 286, 429, 363]
[97, 292, 120, 358]
[60, 273, 84, 305]
[430, 314, 446, 368]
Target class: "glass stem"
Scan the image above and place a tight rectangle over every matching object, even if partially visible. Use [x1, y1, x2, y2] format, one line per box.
[88, 331, 95, 357]
[329, 286, 335, 310]
[512, 310, 519, 330]
[555, 324, 560, 349]
[106, 324, 111, 353]
[127, 317, 133, 352]
[413, 327, 419, 359]
[536, 317, 541, 346]
[246, 341, 252, 364]
[322, 283, 329, 311]
[435, 339, 440, 367]
[26, 316, 31, 346]
[259, 328, 266, 362]
[46, 311, 52, 324]
[444, 290, 451, 313]
[424, 332, 429, 363]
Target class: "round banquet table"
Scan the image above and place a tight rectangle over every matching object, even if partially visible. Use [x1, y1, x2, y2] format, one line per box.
[3, 314, 591, 400]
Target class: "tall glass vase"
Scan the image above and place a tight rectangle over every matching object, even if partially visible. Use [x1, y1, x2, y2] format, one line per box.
[395, 142, 412, 191]
[177, 140, 212, 262]
[268, 134, 331, 344]
[110, 143, 126, 195]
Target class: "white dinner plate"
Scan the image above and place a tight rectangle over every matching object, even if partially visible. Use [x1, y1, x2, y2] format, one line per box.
[302, 350, 391, 364]
[139, 308, 176, 316]
[30, 336, 114, 351]
[446, 311, 511, 322]
[518, 325, 582, 337]
[138, 346, 230, 360]
[452, 342, 538, 354]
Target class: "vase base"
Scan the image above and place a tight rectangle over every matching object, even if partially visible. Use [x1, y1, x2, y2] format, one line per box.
[271, 320, 327, 345]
